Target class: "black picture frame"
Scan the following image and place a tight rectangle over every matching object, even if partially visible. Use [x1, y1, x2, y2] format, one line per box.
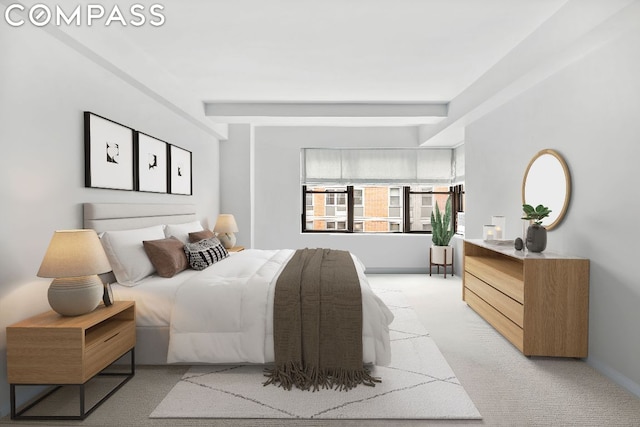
[169, 145, 192, 195]
[136, 132, 169, 193]
[84, 112, 135, 191]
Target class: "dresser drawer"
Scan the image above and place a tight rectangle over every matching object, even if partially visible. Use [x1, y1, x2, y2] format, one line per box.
[84, 320, 135, 381]
[465, 272, 524, 327]
[465, 288, 524, 352]
[465, 256, 524, 303]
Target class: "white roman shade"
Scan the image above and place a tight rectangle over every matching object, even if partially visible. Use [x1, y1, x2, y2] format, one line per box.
[453, 144, 465, 184]
[302, 148, 463, 185]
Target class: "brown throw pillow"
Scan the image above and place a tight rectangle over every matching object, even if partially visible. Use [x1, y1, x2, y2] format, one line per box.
[143, 237, 188, 278]
[188, 229, 215, 243]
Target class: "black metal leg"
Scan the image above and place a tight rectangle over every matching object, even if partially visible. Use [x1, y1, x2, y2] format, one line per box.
[10, 384, 15, 419]
[80, 384, 85, 417]
[10, 347, 135, 421]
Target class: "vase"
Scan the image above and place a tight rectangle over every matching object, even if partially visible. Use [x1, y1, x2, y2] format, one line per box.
[431, 245, 453, 265]
[525, 224, 547, 253]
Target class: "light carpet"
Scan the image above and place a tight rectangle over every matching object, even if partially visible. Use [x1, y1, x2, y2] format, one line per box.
[150, 285, 481, 420]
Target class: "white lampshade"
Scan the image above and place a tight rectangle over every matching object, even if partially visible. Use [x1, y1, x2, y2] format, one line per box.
[214, 214, 239, 249]
[37, 229, 112, 316]
[38, 229, 111, 278]
[214, 214, 239, 234]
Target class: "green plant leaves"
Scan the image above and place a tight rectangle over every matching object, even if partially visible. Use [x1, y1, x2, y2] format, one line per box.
[521, 203, 552, 225]
[431, 196, 454, 246]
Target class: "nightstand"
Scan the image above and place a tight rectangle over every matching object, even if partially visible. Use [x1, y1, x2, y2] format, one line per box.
[228, 246, 245, 252]
[7, 301, 136, 420]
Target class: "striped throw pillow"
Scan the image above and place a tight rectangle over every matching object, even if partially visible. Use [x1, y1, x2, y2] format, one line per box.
[183, 237, 229, 270]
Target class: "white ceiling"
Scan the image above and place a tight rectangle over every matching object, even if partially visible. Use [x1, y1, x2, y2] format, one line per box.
[129, 0, 567, 102]
[57, 0, 619, 134]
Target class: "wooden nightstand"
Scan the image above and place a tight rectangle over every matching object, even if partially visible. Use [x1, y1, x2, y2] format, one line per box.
[227, 246, 245, 252]
[7, 301, 136, 420]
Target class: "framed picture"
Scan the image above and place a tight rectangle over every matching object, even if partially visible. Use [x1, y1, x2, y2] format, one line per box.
[84, 112, 135, 191]
[169, 145, 192, 195]
[136, 132, 168, 193]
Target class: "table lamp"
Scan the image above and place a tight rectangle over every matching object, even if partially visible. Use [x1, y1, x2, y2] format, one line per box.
[37, 229, 112, 316]
[214, 214, 239, 249]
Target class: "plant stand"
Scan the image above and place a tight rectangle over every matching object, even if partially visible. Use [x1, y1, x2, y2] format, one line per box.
[429, 247, 454, 278]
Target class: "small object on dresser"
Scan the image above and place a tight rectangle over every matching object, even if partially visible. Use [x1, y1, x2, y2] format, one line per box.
[482, 224, 497, 240]
[491, 215, 506, 240]
[103, 282, 114, 306]
[514, 237, 524, 251]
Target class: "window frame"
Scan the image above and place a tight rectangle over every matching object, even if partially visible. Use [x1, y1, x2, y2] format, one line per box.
[301, 185, 354, 233]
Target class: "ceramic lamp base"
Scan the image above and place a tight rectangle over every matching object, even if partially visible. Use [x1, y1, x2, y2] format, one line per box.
[218, 232, 236, 249]
[48, 275, 103, 316]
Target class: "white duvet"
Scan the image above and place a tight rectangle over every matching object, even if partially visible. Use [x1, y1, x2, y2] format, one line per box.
[167, 249, 394, 366]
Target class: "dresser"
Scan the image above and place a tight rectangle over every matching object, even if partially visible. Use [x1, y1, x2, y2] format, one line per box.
[7, 301, 135, 419]
[463, 239, 589, 358]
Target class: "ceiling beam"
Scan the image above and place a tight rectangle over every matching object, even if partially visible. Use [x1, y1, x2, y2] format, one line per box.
[204, 102, 448, 126]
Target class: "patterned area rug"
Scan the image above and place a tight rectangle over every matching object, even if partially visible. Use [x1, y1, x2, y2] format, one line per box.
[150, 285, 481, 420]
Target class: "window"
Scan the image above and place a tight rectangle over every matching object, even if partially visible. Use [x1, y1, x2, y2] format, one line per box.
[300, 147, 465, 235]
[452, 184, 465, 234]
[326, 220, 347, 230]
[388, 187, 402, 219]
[305, 193, 314, 217]
[353, 189, 364, 217]
[406, 186, 448, 232]
[349, 186, 404, 232]
[301, 186, 353, 232]
[302, 184, 464, 234]
[325, 191, 347, 216]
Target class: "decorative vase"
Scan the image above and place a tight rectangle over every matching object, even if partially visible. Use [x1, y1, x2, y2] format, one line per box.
[431, 245, 453, 265]
[525, 224, 547, 253]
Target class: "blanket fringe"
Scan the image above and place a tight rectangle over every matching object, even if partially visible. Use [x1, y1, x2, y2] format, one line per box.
[264, 363, 380, 392]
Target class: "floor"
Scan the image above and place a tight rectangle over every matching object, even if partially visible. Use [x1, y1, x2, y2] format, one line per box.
[2, 273, 639, 426]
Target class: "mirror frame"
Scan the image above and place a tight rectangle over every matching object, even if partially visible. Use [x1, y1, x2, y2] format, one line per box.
[521, 149, 571, 231]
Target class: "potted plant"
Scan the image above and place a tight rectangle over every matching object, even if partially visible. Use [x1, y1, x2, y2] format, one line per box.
[521, 204, 552, 252]
[431, 196, 454, 266]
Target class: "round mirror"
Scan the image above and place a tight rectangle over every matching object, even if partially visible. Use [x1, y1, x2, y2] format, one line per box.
[522, 149, 571, 231]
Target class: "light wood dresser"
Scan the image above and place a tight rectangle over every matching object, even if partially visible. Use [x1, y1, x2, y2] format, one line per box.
[463, 239, 589, 358]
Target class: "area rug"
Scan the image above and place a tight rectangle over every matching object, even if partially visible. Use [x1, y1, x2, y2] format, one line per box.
[150, 285, 481, 420]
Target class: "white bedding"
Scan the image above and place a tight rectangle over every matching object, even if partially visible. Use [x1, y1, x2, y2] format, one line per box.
[114, 249, 394, 366]
[112, 269, 197, 327]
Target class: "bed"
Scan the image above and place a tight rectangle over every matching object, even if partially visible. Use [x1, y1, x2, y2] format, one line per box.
[83, 203, 394, 368]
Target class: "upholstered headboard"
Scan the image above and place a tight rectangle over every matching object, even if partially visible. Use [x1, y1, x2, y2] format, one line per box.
[83, 203, 197, 233]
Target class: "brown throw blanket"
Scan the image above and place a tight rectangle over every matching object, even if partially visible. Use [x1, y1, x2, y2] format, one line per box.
[264, 248, 380, 391]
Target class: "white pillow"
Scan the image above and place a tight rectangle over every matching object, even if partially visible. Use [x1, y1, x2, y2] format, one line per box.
[101, 225, 166, 286]
[164, 220, 204, 243]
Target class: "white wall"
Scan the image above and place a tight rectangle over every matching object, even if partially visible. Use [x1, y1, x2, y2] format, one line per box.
[465, 25, 640, 396]
[0, 24, 220, 416]
[238, 126, 435, 272]
[219, 124, 252, 248]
